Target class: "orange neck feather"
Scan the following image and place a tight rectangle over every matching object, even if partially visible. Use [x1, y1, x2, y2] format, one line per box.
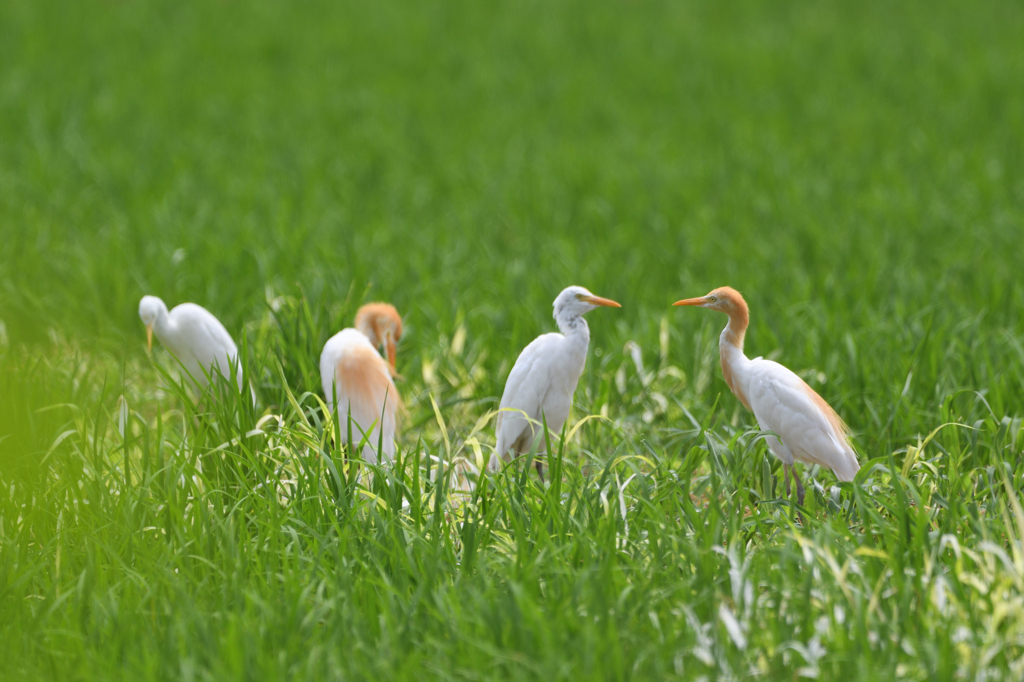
[722, 291, 749, 351]
[719, 290, 751, 410]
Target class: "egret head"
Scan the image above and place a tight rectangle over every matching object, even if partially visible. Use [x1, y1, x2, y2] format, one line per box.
[553, 286, 622, 321]
[138, 295, 167, 351]
[673, 286, 746, 315]
[355, 303, 403, 370]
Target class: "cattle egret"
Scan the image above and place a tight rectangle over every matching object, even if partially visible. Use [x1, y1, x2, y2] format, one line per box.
[320, 303, 403, 464]
[490, 286, 621, 479]
[672, 287, 859, 504]
[138, 295, 243, 391]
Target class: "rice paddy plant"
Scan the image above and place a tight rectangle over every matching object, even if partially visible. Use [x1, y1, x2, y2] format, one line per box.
[2, 0, 1023, 678]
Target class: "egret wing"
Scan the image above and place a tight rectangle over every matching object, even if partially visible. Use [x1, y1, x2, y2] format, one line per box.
[746, 359, 859, 481]
[168, 303, 240, 388]
[320, 330, 400, 464]
[495, 333, 563, 457]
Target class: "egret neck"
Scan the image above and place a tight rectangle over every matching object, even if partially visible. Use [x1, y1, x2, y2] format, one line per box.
[718, 295, 752, 410]
[148, 298, 173, 347]
[554, 304, 592, 376]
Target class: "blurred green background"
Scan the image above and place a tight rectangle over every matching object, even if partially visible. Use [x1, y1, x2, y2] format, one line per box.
[3, 0, 1022, 441]
[2, 1, 1020, 328]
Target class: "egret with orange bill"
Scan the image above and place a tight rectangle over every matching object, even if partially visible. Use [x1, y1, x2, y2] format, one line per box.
[672, 287, 859, 504]
[320, 303, 403, 464]
[491, 286, 621, 479]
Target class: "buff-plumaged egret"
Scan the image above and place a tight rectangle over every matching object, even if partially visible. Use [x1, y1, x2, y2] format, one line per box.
[319, 303, 403, 464]
[672, 286, 859, 504]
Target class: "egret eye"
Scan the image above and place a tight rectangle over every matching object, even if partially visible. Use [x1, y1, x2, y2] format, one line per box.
[708, 296, 717, 303]
[575, 293, 585, 300]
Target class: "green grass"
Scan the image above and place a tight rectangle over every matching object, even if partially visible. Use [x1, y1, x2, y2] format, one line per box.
[2, 0, 1024, 678]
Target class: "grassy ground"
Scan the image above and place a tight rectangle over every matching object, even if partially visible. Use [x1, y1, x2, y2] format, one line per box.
[2, 0, 1024, 678]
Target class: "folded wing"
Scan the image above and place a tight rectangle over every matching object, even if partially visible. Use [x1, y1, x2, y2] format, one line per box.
[746, 359, 860, 481]
[321, 333, 401, 464]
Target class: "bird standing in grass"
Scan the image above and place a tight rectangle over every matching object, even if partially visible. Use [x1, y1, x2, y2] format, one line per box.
[139, 295, 244, 391]
[320, 303, 403, 464]
[490, 286, 621, 479]
[672, 287, 859, 504]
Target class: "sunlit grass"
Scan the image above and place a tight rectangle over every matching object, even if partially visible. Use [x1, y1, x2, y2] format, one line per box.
[2, 0, 1024, 679]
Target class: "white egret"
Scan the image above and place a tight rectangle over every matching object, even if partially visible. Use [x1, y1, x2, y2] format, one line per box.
[138, 295, 244, 391]
[320, 303, 403, 464]
[672, 286, 860, 504]
[490, 286, 621, 478]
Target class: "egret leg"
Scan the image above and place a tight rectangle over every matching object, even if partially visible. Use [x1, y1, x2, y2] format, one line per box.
[535, 459, 546, 483]
[486, 453, 503, 473]
[783, 464, 791, 498]
[794, 468, 805, 507]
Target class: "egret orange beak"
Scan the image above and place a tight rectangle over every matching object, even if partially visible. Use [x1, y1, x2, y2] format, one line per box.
[146, 324, 153, 351]
[385, 337, 397, 371]
[582, 295, 622, 308]
[672, 297, 707, 307]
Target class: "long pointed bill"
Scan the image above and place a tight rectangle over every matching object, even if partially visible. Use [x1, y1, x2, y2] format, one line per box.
[146, 324, 153, 351]
[582, 295, 622, 308]
[672, 297, 706, 307]
[386, 338, 397, 371]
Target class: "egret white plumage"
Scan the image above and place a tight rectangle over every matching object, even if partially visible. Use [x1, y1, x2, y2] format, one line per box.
[320, 303, 403, 464]
[672, 286, 859, 504]
[138, 295, 243, 391]
[490, 286, 621, 478]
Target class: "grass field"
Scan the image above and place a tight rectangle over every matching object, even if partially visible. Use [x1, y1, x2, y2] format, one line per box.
[2, 0, 1024, 678]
